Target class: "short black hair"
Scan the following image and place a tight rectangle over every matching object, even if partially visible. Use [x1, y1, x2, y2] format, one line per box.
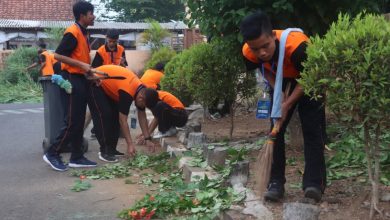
[144, 88, 160, 108]
[73, 1, 94, 21]
[154, 62, 165, 71]
[240, 11, 273, 42]
[106, 29, 119, 39]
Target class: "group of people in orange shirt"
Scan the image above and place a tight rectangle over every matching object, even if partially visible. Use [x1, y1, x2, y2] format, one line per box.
[34, 1, 187, 172]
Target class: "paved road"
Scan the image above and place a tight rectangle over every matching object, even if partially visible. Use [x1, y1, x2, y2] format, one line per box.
[0, 103, 149, 220]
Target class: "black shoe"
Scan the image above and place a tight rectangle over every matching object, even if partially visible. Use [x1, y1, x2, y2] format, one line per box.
[264, 181, 285, 202]
[113, 150, 125, 157]
[304, 187, 322, 202]
[98, 152, 118, 163]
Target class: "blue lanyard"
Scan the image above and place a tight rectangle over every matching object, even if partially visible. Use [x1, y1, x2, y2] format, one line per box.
[261, 62, 274, 91]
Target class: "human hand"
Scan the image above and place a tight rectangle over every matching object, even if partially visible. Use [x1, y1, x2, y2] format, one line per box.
[126, 143, 136, 157]
[135, 134, 145, 145]
[145, 140, 157, 153]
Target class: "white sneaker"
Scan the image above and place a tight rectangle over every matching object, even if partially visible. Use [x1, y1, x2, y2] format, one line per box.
[153, 127, 177, 139]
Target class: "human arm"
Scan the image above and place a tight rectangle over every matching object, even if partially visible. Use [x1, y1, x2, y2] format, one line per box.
[55, 33, 91, 74]
[120, 50, 128, 67]
[137, 110, 157, 152]
[118, 91, 136, 156]
[91, 52, 103, 68]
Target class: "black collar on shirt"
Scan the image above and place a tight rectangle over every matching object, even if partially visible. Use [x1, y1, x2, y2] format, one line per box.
[75, 22, 88, 35]
[105, 44, 118, 52]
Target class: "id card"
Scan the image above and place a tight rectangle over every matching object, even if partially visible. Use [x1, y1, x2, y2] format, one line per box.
[256, 98, 271, 119]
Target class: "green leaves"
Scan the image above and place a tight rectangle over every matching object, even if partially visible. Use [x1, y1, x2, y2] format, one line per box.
[71, 179, 92, 192]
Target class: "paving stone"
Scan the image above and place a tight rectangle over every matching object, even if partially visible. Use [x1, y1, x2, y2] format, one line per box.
[227, 160, 250, 186]
[187, 132, 206, 149]
[160, 136, 178, 151]
[283, 202, 320, 220]
[206, 146, 228, 167]
[182, 164, 219, 183]
[222, 210, 255, 220]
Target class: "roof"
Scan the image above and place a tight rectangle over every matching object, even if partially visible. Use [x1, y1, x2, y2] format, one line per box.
[0, 0, 76, 21]
[0, 19, 188, 30]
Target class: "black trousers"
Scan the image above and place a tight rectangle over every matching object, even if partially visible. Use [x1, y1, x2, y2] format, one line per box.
[47, 72, 89, 160]
[269, 81, 327, 192]
[151, 101, 188, 133]
[88, 85, 120, 155]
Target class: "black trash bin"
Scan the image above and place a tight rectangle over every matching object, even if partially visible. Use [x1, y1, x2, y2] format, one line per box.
[39, 76, 88, 153]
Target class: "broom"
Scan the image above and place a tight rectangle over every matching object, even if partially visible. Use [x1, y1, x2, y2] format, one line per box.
[255, 82, 291, 199]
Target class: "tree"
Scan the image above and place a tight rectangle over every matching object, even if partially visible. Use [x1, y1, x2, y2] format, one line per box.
[44, 27, 65, 49]
[100, 0, 185, 22]
[184, 0, 388, 41]
[138, 19, 172, 53]
[299, 13, 390, 219]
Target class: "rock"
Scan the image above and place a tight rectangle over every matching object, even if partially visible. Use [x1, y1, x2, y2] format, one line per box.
[177, 130, 187, 145]
[187, 132, 206, 149]
[222, 210, 255, 220]
[283, 203, 320, 220]
[206, 146, 228, 167]
[188, 108, 204, 124]
[380, 192, 390, 202]
[243, 189, 273, 220]
[228, 161, 250, 186]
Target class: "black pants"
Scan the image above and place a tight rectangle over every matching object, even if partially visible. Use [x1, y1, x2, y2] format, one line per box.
[269, 81, 327, 192]
[88, 85, 120, 155]
[46, 72, 89, 160]
[151, 101, 188, 133]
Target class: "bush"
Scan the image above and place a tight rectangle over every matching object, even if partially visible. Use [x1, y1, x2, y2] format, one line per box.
[161, 49, 194, 106]
[0, 47, 40, 84]
[299, 13, 390, 219]
[143, 47, 176, 73]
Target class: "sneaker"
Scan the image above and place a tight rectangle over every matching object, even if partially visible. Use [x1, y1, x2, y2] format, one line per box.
[153, 127, 177, 139]
[69, 156, 97, 168]
[98, 152, 118, 163]
[304, 187, 322, 202]
[113, 150, 125, 157]
[264, 181, 285, 202]
[43, 153, 68, 171]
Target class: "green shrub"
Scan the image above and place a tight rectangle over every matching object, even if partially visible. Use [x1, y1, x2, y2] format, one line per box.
[299, 13, 390, 218]
[143, 47, 176, 72]
[161, 49, 194, 106]
[0, 47, 40, 84]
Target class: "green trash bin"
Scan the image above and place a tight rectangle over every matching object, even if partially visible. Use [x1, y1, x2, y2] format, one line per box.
[39, 76, 88, 153]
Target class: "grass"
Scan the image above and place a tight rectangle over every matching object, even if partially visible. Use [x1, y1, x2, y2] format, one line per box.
[0, 80, 42, 103]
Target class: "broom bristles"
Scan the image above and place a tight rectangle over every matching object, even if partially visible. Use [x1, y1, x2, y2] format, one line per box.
[254, 139, 274, 199]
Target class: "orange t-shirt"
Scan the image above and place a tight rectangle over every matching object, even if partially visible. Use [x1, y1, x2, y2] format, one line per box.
[140, 69, 164, 89]
[97, 65, 142, 102]
[158, 91, 185, 109]
[242, 29, 308, 78]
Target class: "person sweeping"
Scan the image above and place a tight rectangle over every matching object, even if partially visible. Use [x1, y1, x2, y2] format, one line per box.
[240, 11, 327, 202]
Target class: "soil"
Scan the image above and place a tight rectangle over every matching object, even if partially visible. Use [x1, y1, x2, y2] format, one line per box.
[202, 111, 390, 220]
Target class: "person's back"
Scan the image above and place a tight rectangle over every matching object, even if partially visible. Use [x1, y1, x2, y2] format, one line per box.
[140, 62, 165, 90]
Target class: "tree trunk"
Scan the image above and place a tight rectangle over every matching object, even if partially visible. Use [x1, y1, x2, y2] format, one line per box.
[363, 124, 382, 220]
[229, 102, 235, 140]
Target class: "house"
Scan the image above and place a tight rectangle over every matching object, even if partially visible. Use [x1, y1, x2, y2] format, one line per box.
[0, 0, 203, 50]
